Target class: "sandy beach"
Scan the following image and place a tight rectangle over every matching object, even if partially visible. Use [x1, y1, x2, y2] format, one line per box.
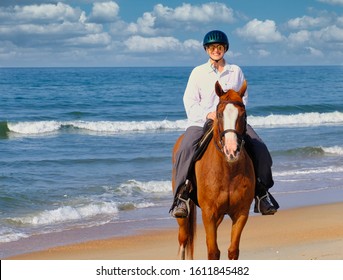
[6, 202, 343, 260]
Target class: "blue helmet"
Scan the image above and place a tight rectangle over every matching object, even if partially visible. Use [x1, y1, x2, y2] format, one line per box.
[203, 30, 229, 51]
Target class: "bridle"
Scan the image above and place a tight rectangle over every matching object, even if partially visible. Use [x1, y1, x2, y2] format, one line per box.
[215, 99, 246, 155]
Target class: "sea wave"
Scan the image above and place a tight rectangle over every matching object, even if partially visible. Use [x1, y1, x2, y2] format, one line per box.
[322, 145, 343, 155]
[249, 111, 343, 128]
[276, 145, 343, 157]
[274, 165, 343, 177]
[6, 119, 188, 135]
[3, 180, 171, 230]
[8, 201, 119, 227]
[4, 111, 343, 135]
[0, 121, 10, 138]
[0, 227, 29, 243]
[117, 179, 171, 195]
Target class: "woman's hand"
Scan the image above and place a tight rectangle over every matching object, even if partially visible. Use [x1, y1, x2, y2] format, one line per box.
[206, 111, 216, 120]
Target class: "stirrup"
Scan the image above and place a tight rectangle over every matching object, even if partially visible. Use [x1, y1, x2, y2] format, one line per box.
[255, 194, 264, 213]
[171, 194, 191, 218]
[254, 193, 277, 215]
[178, 194, 191, 216]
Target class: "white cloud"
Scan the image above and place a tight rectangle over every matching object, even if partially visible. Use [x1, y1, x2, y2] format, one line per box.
[0, 1, 342, 66]
[236, 19, 284, 43]
[123, 35, 200, 53]
[0, 2, 81, 24]
[317, 25, 343, 41]
[183, 39, 202, 49]
[288, 30, 311, 43]
[153, 2, 235, 23]
[88, 1, 119, 23]
[0, 2, 110, 49]
[287, 24, 343, 59]
[227, 50, 242, 58]
[305, 46, 323, 56]
[317, 0, 343, 5]
[124, 2, 235, 36]
[124, 35, 182, 52]
[257, 49, 271, 57]
[65, 33, 111, 47]
[290, 24, 343, 44]
[127, 12, 157, 35]
[287, 15, 330, 29]
[337, 16, 343, 26]
[248, 48, 271, 58]
[0, 21, 104, 44]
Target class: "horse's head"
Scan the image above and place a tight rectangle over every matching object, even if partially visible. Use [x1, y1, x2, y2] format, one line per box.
[214, 80, 247, 162]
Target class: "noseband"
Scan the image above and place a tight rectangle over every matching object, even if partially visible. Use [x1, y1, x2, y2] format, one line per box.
[215, 99, 246, 154]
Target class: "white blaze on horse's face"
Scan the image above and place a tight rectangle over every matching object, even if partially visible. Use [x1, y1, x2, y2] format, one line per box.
[223, 103, 239, 162]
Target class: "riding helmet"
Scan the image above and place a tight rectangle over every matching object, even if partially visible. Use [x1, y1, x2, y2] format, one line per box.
[203, 30, 229, 52]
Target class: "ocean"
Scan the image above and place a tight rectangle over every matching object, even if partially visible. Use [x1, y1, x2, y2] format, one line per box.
[1, 66, 343, 259]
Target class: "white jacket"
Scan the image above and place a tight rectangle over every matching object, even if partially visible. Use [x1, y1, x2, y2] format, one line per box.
[183, 60, 248, 128]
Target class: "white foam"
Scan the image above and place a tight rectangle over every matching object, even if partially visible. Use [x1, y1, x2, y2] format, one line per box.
[7, 121, 61, 134]
[131, 180, 171, 193]
[0, 227, 29, 243]
[249, 111, 343, 128]
[11, 202, 119, 226]
[135, 202, 155, 208]
[322, 145, 343, 155]
[274, 165, 343, 177]
[7, 111, 343, 135]
[7, 119, 187, 135]
[70, 119, 187, 133]
[117, 180, 172, 196]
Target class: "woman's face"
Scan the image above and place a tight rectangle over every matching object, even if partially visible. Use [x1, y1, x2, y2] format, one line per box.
[206, 44, 225, 61]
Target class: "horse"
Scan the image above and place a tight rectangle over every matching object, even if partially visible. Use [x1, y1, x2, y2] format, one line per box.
[171, 80, 255, 260]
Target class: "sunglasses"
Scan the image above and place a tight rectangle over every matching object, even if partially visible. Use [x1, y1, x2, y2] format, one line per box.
[206, 44, 225, 52]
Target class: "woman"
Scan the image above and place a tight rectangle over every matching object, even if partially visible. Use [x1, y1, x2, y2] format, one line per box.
[170, 30, 279, 218]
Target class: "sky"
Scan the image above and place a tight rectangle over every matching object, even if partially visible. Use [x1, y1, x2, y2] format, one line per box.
[0, 0, 343, 67]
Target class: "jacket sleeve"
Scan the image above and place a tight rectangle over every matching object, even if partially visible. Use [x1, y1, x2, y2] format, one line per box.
[183, 70, 211, 124]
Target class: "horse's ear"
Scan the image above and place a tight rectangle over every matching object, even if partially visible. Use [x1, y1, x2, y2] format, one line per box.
[215, 81, 225, 97]
[237, 80, 247, 97]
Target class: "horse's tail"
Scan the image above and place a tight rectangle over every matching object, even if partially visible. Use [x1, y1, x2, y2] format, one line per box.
[186, 201, 197, 259]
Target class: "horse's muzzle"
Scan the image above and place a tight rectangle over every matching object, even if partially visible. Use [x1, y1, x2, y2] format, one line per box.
[224, 145, 240, 162]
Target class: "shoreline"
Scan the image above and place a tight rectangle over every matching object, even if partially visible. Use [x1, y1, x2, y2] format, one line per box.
[5, 201, 343, 260]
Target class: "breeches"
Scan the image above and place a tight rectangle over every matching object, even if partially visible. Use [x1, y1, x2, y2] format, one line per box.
[245, 124, 274, 190]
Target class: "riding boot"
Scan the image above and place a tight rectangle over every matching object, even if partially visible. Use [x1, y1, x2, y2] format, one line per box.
[170, 180, 191, 218]
[254, 178, 279, 215]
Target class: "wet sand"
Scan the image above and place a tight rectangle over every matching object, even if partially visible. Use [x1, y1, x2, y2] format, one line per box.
[6, 202, 343, 260]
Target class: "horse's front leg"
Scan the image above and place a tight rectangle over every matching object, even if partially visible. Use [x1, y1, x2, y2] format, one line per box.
[202, 210, 221, 260]
[228, 213, 249, 260]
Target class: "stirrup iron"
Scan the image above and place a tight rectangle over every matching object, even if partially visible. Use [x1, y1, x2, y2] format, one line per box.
[255, 193, 270, 213]
[177, 194, 190, 216]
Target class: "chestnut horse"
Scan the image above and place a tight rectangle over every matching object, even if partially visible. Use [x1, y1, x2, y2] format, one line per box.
[172, 80, 255, 260]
